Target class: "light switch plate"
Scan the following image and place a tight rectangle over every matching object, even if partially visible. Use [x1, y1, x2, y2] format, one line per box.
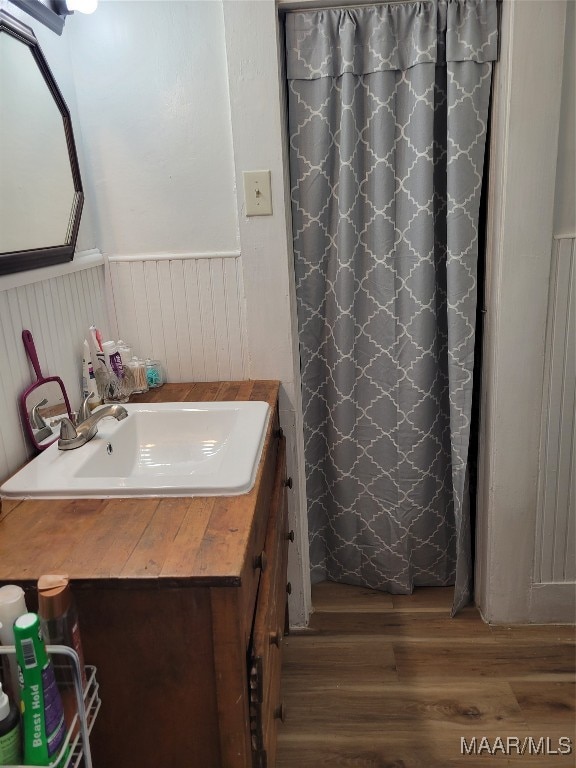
[243, 170, 273, 216]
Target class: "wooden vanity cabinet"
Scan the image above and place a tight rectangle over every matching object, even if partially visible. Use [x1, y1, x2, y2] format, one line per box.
[0, 381, 290, 768]
[74, 430, 289, 768]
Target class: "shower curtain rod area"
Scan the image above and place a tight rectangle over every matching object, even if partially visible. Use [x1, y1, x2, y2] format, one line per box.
[278, 0, 421, 13]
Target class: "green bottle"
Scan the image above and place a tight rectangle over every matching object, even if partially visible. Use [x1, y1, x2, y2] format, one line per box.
[0, 681, 21, 765]
[13, 613, 69, 767]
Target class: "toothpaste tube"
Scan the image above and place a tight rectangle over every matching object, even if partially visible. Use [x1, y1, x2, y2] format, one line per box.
[102, 340, 125, 379]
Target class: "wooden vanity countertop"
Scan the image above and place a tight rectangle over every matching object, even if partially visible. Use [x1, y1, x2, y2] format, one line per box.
[0, 381, 280, 588]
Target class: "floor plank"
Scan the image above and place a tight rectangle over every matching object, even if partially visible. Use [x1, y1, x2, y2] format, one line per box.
[309, 607, 495, 640]
[393, 642, 575, 682]
[510, 681, 576, 725]
[281, 681, 526, 728]
[282, 634, 398, 685]
[489, 624, 576, 643]
[391, 585, 455, 612]
[312, 580, 395, 612]
[277, 583, 576, 768]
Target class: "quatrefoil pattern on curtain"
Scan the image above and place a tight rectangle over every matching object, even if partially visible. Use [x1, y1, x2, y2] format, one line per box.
[286, 0, 498, 614]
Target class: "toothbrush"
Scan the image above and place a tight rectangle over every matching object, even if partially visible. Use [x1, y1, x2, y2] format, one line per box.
[95, 327, 104, 352]
[89, 325, 107, 370]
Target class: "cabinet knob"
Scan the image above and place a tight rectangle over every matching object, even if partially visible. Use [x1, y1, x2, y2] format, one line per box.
[286, 530, 295, 543]
[275, 427, 284, 439]
[270, 630, 283, 648]
[274, 703, 286, 722]
[284, 477, 293, 489]
[286, 582, 292, 595]
[253, 551, 267, 572]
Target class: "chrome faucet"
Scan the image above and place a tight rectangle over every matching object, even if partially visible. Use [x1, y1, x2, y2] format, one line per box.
[58, 404, 128, 451]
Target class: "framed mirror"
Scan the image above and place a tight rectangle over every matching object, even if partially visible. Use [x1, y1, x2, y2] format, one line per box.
[20, 329, 73, 451]
[0, 9, 84, 276]
[22, 380, 71, 450]
[20, 329, 72, 451]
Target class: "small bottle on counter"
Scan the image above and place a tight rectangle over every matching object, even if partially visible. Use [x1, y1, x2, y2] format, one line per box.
[116, 340, 132, 362]
[125, 356, 148, 394]
[37, 575, 86, 690]
[145, 359, 164, 388]
[0, 682, 21, 766]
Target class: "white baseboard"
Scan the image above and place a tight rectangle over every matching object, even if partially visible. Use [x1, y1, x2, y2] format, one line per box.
[530, 582, 576, 624]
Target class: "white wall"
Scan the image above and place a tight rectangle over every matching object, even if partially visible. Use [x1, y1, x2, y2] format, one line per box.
[65, 2, 245, 373]
[222, 0, 310, 625]
[533, 235, 575, 621]
[533, 0, 576, 621]
[66, 1, 238, 257]
[476, 0, 574, 624]
[553, 0, 575, 237]
[108, 254, 248, 379]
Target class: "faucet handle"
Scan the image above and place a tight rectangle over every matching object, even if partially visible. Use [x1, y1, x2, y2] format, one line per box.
[59, 417, 78, 441]
[79, 392, 95, 423]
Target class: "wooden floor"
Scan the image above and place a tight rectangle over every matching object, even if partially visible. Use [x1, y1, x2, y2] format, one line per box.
[276, 582, 576, 767]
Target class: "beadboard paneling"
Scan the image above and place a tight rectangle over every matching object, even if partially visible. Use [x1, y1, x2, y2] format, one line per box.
[108, 255, 248, 382]
[535, 236, 576, 585]
[0, 264, 109, 484]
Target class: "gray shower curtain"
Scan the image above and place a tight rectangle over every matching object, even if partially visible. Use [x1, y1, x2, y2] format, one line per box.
[286, 0, 498, 614]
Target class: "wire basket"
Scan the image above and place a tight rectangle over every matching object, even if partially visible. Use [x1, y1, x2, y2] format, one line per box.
[0, 645, 100, 768]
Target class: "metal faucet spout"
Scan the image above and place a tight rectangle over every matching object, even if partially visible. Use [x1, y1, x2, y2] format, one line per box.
[58, 404, 128, 451]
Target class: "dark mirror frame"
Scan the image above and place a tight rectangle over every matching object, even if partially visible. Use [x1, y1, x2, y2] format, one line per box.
[0, 10, 84, 276]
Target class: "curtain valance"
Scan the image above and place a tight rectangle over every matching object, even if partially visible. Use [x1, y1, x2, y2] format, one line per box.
[285, 0, 498, 79]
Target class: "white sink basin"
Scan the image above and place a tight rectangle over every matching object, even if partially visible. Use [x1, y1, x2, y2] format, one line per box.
[1, 401, 270, 498]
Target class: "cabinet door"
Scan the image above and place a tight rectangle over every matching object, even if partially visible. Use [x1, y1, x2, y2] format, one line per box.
[249, 436, 288, 768]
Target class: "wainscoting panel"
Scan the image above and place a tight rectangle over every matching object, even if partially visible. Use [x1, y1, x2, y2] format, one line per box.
[535, 236, 575, 589]
[0, 263, 109, 484]
[108, 255, 249, 382]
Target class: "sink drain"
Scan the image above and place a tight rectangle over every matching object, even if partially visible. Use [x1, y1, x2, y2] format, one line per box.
[107, 443, 113, 455]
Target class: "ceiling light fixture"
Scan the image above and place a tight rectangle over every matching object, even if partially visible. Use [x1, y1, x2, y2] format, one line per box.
[62, 0, 98, 14]
[7, 0, 97, 35]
